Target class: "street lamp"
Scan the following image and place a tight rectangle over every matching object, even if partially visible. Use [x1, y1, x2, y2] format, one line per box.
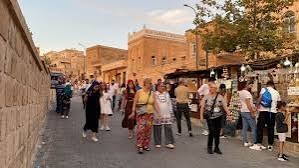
[78, 43, 87, 79]
[184, 4, 199, 70]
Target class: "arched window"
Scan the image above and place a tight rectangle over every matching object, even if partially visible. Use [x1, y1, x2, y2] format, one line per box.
[161, 57, 167, 65]
[283, 11, 296, 33]
[151, 56, 157, 66]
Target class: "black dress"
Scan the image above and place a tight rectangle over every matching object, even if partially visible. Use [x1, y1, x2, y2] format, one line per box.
[83, 91, 101, 133]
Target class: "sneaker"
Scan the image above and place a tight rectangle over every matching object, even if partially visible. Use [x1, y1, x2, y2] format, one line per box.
[259, 144, 267, 150]
[176, 132, 182, 136]
[105, 127, 111, 131]
[61, 115, 65, 119]
[82, 131, 87, 138]
[155, 145, 162, 148]
[100, 126, 105, 131]
[277, 156, 287, 162]
[282, 155, 289, 161]
[138, 148, 144, 154]
[189, 132, 193, 137]
[202, 130, 209, 136]
[220, 135, 227, 139]
[249, 144, 262, 151]
[166, 144, 175, 149]
[244, 142, 253, 147]
[65, 116, 69, 119]
[267, 145, 273, 152]
[91, 136, 99, 142]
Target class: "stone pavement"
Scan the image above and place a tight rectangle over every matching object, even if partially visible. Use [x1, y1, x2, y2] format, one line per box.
[33, 96, 299, 168]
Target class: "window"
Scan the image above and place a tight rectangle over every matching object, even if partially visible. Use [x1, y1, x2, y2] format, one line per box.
[173, 58, 177, 62]
[191, 42, 196, 57]
[151, 56, 157, 66]
[284, 11, 296, 33]
[161, 57, 167, 65]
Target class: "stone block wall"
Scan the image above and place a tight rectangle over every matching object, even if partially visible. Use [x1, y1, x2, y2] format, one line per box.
[0, 0, 51, 168]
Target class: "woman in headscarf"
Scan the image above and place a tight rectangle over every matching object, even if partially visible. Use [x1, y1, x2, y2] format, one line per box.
[130, 78, 160, 154]
[121, 80, 137, 139]
[82, 80, 102, 142]
[61, 83, 73, 119]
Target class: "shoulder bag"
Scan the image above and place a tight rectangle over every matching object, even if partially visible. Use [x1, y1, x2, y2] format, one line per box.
[203, 93, 219, 119]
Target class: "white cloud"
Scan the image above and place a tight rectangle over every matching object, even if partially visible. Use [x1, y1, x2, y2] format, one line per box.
[147, 9, 193, 25]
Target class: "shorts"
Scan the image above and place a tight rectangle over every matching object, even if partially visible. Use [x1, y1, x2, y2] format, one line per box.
[277, 133, 286, 142]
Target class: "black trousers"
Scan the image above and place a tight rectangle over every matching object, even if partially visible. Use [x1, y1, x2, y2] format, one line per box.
[257, 111, 276, 145]
[207, 116, 223, 149]
[176, 103, 192, 133]
[56, 95, 63, 113]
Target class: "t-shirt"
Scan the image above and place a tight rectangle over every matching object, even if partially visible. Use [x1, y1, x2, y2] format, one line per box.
[109, 83, 119, 96]
[174, 85, 190, 103]
[198, 84, 210, 96]
[239, 90, 254, 112]
[203, 94, 226, 119]
[259, 87, 281, 113]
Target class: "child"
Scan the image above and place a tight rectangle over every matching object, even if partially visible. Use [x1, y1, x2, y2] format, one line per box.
[276, 101, 289, 161]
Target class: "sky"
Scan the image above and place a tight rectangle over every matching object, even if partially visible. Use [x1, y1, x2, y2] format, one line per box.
[18, 0, 198, 54]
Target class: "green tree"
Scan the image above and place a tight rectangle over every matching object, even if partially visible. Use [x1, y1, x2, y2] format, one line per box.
[194, 0, 298, 61]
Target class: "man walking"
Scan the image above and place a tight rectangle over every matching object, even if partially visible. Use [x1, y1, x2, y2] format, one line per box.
[175, 79, 193, 137]
[55, 77, 66, 114]
[257, 80, 281, 151]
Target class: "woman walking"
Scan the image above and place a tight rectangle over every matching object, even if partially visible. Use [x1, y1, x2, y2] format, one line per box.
[200, 83, 231, 154]
[61, 83, 73, 119]
[130, 78, 158, 154]
[153, 83, 175, 149]
[100, 83, 113, 131]
[82, 81, 102, 142]
[121, 80, 137, 139]
[238, 82, 261, 151]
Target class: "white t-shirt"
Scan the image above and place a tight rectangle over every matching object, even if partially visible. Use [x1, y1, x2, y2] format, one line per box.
[239, 90, 254, 112]
[198, 84, 209, 96]
[259, 87, 281, 113]
[109, 83, 119, 96]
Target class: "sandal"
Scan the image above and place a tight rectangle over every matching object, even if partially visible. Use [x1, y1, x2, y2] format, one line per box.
[144, 147, 150, 151]
[138, 148, 144, 154]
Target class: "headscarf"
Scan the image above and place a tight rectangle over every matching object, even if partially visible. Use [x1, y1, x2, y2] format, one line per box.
[86, 80, 100, 96]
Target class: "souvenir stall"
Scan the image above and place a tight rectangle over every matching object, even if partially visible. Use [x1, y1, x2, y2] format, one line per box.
[164, 69, 210, 119]
[241, 56, 299, 143]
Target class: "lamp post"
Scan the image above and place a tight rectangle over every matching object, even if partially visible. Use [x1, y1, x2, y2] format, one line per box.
[184, 4, 199, 70]
[78, 43, 87, 79]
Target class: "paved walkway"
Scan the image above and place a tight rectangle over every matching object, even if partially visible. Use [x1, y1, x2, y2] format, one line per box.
[33, 96, 299, 168]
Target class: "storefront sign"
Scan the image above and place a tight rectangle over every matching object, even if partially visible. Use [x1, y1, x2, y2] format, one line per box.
[288, 87, 299, 96]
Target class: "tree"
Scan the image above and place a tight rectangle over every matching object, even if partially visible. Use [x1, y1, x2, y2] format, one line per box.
[194, 0, 298, 61]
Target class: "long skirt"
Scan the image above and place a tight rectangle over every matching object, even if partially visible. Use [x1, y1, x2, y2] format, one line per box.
[121, 101, 136, 130]
[136, 113, 154, 148]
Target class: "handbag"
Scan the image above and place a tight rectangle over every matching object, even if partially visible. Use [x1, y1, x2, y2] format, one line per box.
[203, 93, 219, 119]
[136, 91, 152, 115]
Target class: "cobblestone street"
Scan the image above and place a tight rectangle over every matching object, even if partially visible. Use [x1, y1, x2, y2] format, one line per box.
[33, 96, 299, 168]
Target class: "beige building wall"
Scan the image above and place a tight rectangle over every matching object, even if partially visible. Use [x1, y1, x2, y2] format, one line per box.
[127, 28, 190, 83]
[86, 45, 128, 82]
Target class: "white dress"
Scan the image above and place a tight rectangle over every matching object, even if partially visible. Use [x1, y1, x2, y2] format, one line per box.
[100, 92, 113, 115]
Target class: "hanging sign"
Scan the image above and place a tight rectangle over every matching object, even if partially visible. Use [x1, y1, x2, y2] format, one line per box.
[288, 87, 299, 96]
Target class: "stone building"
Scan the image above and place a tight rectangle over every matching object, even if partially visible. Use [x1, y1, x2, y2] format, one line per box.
[86, 45, 128, 83]
[127, 28, 189, 83]
[43, 49, 85, 80]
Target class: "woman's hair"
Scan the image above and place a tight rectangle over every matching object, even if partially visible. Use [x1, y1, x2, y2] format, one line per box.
[143, 78, 152, 86]
[277, 101, 287, 110]
[126, 80, 136, 93]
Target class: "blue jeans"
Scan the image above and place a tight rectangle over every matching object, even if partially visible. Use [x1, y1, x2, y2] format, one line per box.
[241, 112, 257, 144]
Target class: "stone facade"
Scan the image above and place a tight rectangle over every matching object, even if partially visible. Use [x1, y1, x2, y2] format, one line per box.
[0, 0, 51, 168]
[43, 49, 85, 80]
[127, 28, 189, 83]
[86, 45, 127, 82]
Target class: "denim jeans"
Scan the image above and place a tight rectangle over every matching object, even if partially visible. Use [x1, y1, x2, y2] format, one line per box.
[241, 112, 257, 144]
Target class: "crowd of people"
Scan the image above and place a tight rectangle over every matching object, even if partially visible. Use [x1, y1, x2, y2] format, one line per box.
[55, 77, 291, 161]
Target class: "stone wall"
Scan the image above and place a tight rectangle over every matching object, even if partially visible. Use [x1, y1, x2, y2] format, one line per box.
[0, 0, 51, 168]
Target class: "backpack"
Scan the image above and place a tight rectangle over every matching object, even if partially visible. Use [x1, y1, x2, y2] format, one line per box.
[260, 88, 272, 108]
